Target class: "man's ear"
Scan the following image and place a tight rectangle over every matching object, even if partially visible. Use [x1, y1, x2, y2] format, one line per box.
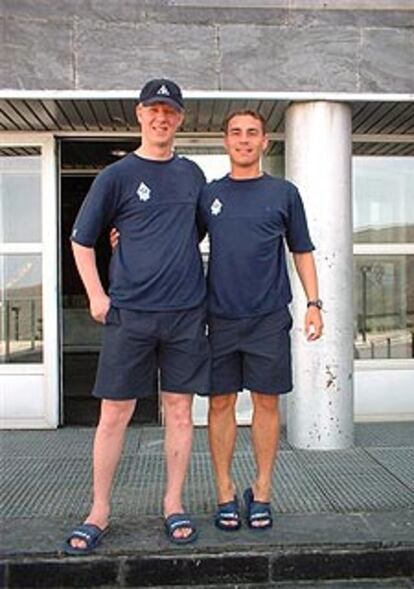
[177, 110, 185, 128]
[223, 134, 230, 154]
[135, 103, 143, 125]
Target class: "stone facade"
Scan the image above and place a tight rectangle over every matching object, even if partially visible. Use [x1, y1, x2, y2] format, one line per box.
[1, 1, 414, 93]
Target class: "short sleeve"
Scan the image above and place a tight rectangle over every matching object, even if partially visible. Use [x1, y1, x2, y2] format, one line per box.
[285, 186, 315, 253]
[194, 162, 207, 189]
[70, 169, 118, 247]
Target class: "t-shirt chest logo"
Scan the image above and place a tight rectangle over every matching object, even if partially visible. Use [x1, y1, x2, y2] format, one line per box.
[136, 182, 151, 202]
[211, 198, 223, 216]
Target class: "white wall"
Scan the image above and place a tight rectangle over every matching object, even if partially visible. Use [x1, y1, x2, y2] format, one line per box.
[354, 365, 414, 422]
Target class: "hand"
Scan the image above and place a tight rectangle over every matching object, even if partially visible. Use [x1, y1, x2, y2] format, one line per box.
[305, 307, 323, 341]
[109, 227, 120, 251]
[90, 294, 111, 324]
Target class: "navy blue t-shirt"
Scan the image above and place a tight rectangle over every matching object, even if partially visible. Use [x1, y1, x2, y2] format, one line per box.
[71, 152, 206, 311]
[198, 173, 314, 318]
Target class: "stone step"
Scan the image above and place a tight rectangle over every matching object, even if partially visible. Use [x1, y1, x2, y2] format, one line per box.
[2, 545, 413, 588]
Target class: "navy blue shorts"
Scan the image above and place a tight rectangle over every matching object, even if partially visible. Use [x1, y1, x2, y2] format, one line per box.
[93, 304, 211, 399]
[207, 307, 293, 396]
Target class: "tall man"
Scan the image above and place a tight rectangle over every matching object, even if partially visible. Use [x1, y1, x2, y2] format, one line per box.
[198, 110, 323, 530]
[64, 79, 210, 553]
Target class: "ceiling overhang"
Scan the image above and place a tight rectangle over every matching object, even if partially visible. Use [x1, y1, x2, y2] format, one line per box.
[1, 91, 413, 156]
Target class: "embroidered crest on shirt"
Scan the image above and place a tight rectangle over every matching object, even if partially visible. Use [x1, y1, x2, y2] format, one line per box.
[157, 84, 170, 96]
[137, 182, 151, 202]
[211, 198, 223, 216]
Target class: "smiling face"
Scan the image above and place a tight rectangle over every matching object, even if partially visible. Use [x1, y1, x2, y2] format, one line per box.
[224, 113, 268, 174]
[136, 102, 184, 152]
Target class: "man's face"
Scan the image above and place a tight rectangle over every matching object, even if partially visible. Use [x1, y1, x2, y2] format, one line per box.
[136, 102, 184, 147]
[224, 115, 268, 168]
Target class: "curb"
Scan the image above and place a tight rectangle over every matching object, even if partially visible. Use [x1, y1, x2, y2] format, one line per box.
[1, 546, 414, 588]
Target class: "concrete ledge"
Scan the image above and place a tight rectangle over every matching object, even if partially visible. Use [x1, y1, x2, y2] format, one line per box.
[1, 547, 414, 588]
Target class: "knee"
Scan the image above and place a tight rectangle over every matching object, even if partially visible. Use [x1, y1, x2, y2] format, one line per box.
[252, 394, 279, 414]
[98, 400, 135, 432]
[163, 395, 192, 428]
[209, 394, 237, 417]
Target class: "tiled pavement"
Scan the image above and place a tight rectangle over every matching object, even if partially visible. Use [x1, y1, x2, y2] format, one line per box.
[0, 422, 413, 587]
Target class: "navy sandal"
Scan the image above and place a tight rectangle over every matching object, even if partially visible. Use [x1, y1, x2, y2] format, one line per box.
[63, 523, 109, 555]
[214, 496, 241, 531]
[164, 513, 199, 544]
[243, 487, 273, 530]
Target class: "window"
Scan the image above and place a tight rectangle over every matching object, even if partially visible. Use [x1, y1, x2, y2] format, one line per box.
[0, 150, 43, 363]
[353, 157, 414, 360]
[0, 254, 43, 363]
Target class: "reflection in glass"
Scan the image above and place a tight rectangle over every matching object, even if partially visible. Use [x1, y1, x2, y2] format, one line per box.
[0, 255, 43, 363]
[353, 157, 414, 243]
[0, 152, 42, 243]
[354, 255, 414, 359]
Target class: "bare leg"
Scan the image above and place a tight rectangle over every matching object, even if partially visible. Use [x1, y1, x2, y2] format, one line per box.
[250, 392, 280, 527]
[162, 391, 194, 540]
[208, 393, 238, 524]
[70, 399, 136, 549]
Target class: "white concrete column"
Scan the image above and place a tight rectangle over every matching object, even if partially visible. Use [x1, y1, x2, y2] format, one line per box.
[285, 101, 354, 449]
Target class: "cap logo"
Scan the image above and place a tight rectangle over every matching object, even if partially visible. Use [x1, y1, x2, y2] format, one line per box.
[137, 182, 151, 202]
[157, 84, 170, 96]
[211, 198, 223, 216]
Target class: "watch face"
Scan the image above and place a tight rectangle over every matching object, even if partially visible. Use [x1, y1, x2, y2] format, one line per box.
[308, 299, 323, 309]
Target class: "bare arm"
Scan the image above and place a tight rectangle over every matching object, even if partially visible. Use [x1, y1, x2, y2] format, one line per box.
[292, 251, 319, 300]
[72, 242, 110, 323]
[292, 251, 323, 341]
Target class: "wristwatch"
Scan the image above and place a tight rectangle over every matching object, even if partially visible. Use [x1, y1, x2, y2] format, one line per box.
[307, 299, 323, 310]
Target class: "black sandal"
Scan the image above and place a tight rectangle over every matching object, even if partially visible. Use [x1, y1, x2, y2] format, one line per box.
[63, 523, 109, 555]
[164, 513, 199, 544]
[214, 496, 241, 531]
[243, 487, 273, 530]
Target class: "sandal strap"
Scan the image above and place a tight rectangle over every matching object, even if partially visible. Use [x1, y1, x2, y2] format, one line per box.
[164, 513, 198, 544]
[250, 511, 272, 520]
[169, 518, 192, 530]
[244, 487, 273, 527]
[67, 524, 106, 546]
[165, 513, 195, 531]
[218, 511, 239, 519]
[215, 496, 241, 530]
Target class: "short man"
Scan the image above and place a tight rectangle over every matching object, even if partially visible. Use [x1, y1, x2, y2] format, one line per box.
[198, 110, 323, 530]
[64, 79, 210, 554]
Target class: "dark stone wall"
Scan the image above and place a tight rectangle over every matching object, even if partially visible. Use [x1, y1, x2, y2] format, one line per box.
[1, 1, 413, 93]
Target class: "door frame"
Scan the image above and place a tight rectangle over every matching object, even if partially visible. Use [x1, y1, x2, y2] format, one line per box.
[0, 132, 59, 428]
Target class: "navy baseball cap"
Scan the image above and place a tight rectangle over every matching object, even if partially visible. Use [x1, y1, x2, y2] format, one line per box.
[138, 78, 184, 111]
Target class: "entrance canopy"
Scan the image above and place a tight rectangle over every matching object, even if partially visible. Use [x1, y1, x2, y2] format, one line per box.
[0, 92, 413, 156]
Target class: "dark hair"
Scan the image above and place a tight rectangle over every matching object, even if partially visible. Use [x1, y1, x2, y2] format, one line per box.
[223, 110, 267, 135]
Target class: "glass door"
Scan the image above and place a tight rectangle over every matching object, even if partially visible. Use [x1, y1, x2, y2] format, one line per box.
[59, 139, 158, 425]
[0, 134, 58, 428]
